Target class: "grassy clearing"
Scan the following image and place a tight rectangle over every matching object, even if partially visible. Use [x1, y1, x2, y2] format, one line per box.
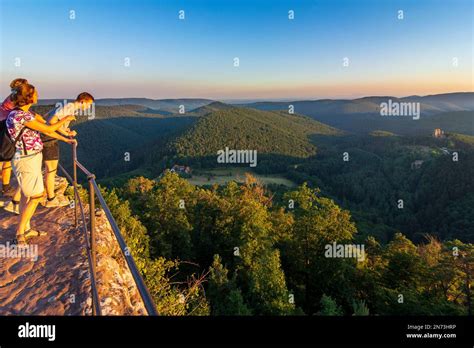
[187, 167, 296, 187]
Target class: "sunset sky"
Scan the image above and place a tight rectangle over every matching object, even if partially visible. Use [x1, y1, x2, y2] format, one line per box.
[0, 0, 472, 100]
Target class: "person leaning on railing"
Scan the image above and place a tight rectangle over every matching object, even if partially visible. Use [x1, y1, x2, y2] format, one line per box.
[6, 83, 77, 245]
[40, 92, 94, 208]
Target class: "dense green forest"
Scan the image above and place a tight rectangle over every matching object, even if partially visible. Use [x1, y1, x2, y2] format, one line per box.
[169, 107, 340, 158]
[49, 102, 473, 244]
[285, 133, 474, 243]
[38, 98, 473, 315]
[31, 104, 197, 178]
[100, 172, 473, 315]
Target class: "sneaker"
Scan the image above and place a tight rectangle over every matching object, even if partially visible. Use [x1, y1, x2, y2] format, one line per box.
[44, 195, 70, 208]
[4, 201, 20, 215]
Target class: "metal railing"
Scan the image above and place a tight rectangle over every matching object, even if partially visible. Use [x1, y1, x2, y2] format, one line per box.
[58, 143, 158, 316]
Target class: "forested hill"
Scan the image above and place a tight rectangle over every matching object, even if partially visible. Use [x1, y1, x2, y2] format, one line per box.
[23, 95, 473, 317]
[244, 92, 474, 116]
[32, 104, 180, 120]
[167, 107, 342, 158]
[188, 101, 235, 116]
[243, 93, 474, 135]
[30, 104, 199, 178]
[36, 98, 213, 113]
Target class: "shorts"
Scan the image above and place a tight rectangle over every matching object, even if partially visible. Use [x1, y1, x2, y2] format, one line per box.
[42, 140, 60, 161]
[0, 123, 11, 166]
[12, 151, 44, 198]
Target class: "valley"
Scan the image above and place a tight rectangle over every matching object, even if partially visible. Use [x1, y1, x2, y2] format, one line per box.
[28, 92, 474, 316]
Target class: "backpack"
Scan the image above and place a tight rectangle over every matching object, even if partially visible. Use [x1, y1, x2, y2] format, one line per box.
[0, 119, 27, 162]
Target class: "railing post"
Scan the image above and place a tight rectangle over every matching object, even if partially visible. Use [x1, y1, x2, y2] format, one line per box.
[88, 175, 98, 315]
[63, 152, 156, 315]
[72, 143, 78, 228]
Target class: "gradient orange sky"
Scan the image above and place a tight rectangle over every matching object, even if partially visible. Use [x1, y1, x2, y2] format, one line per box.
[1, 0, 472, 100]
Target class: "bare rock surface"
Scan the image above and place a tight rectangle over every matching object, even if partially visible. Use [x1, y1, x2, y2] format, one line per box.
[0, 201, 146, 315]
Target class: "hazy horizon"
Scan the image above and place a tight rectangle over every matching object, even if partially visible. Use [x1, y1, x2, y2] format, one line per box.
[16, 90, 471, 105]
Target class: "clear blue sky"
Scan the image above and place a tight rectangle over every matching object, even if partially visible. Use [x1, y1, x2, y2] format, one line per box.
[0, 0, 472, 100]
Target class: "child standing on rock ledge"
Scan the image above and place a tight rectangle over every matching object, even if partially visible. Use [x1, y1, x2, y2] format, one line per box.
[41, 92, 94, 208]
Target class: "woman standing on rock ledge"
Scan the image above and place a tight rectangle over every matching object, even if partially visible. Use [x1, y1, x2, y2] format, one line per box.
[6, 84, 76, 245]
[0, 78, 28, 199]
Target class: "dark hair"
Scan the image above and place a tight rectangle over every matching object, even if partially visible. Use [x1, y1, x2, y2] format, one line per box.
[76, 92, 94, 103]
[10, 78, 28, 90]
[11, 84, 36, 107]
